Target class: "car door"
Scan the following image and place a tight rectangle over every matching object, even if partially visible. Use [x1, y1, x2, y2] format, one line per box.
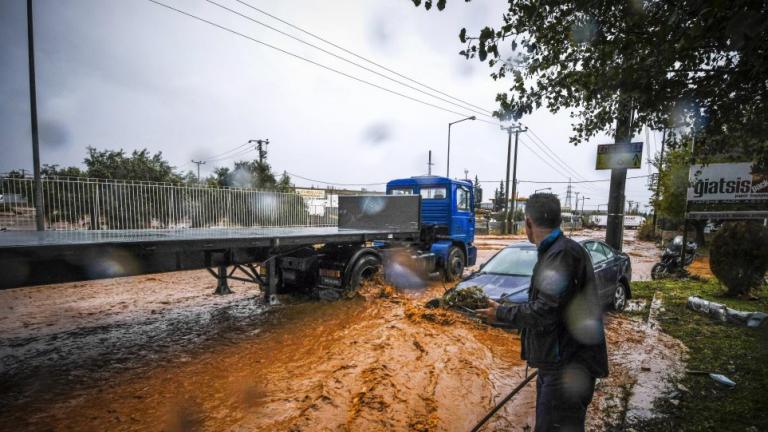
[597, 242, 619, 293]
[583, 241, 610, 305]
[451, 184, 473, 243]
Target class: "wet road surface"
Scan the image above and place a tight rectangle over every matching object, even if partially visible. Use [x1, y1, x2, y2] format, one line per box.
[0, 230, 672, 431]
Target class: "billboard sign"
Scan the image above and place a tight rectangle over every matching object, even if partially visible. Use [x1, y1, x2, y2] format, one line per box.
[295, 188, 326, 199]
[687, 162, 768, 202]
[596, 142, 643, 170]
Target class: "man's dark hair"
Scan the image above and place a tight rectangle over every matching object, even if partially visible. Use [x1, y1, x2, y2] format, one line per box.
[525, 193, 562, 228]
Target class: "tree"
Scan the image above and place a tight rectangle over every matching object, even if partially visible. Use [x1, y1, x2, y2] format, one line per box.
[652, 137, 707, 246]
[84, 147, 181, 183]
[413, 0, 768, 163]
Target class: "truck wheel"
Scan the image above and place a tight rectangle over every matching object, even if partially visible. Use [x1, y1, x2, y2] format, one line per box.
[347, 254, 382, 293]
[443, 247, 465, 282]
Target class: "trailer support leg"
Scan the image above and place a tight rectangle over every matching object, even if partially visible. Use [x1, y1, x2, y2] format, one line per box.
[266, 259, 278, 305]
[214, 264, 233, 295]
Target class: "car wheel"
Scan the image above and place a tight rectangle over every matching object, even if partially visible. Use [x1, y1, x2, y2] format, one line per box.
[612, 282, 627, 311]
[651, 263, 667, 280]
[443, 247, 465, 282]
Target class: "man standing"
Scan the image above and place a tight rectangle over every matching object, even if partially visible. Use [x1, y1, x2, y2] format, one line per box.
[475, 193, 608, 431]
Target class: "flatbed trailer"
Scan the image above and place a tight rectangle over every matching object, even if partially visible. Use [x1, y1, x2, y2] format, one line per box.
[0, 195, 421, 298]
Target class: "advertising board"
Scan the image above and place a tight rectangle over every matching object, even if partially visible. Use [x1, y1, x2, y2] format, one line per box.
[687, 162, 768, 202]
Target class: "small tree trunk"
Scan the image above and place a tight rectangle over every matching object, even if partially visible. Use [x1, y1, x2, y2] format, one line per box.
[694, 220, 706, 247]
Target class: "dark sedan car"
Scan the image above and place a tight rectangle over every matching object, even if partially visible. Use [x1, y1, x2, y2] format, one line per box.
[456, 239, 631, 310]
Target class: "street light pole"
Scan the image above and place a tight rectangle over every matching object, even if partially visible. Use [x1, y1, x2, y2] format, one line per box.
[447, 116, 476, 177]
[534, 187, 552, 194]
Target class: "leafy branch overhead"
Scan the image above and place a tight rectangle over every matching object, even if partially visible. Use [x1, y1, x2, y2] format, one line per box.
[413, 0, 768, 162]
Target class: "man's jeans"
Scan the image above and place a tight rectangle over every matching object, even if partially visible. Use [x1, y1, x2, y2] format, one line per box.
[535, 365, 596, 432]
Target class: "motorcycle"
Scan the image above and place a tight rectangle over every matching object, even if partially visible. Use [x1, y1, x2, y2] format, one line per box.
[651, 235, 698, 280]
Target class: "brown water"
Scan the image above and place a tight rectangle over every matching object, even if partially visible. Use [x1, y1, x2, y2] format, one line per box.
[0, 230, 677, 431]
[0, 281, 535, 432]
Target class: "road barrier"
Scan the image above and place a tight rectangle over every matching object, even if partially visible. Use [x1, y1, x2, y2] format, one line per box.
[0, 176, 340, 231]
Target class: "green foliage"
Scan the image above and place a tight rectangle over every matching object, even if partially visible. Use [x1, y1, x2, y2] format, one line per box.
[84, 147, 181, 183]
[637, 218, 658, 242]
[710, 222, 768, 297]
[414, 0, 768, 163]
[629, 279, 768, 431]
[653, 142, 690, 223]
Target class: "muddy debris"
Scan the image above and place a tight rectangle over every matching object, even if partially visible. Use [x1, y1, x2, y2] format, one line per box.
[443, 286, 490, 310]
[404, 303, 456, 325]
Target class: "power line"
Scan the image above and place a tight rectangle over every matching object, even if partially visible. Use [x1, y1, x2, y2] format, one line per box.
[200, 141, 253, 162]
[521, 127, 601, 192]
[206, 0, 490, 118]
[285, 171, 388, 187]
[146, 0, 485, 121]
[205, 147, 257, 163]
[283, 171, 651, 188]
[234, 0, 494, 116]
[517, 139, 570, 180]
[474, 174, 651, 184]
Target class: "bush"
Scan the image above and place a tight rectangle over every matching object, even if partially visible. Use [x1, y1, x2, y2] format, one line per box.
[637, 219, 659, 241]
[710, 222, 768, 297]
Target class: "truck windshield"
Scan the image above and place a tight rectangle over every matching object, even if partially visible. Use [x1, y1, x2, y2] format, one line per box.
[420, 186, 447, 200]
[389, 188, 413, 195]
[481, 247, 538, 276]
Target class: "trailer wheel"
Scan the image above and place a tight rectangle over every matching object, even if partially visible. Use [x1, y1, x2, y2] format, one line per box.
[347, 254, 382, 293]
[443, 247, 465, 282]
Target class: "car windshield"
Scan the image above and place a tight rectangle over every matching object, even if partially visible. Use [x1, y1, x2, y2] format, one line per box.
[481, 247, 538, 276]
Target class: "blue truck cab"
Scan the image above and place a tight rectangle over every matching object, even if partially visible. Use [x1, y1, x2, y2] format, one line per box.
[386, 176, 477, 280]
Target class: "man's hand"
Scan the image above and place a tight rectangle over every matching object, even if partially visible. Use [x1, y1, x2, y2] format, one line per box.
[474, 299, 500, 323]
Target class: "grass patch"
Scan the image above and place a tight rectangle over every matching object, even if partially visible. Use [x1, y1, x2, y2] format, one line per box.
[628, 278, 768, 431]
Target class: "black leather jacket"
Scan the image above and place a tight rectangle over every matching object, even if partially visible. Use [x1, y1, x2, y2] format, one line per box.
[496, 233, 609, 378]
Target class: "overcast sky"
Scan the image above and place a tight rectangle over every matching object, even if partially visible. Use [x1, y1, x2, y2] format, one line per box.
[1, 0, 655, 208]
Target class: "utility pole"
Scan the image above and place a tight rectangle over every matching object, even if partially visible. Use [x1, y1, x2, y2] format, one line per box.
[464, 168, 469, 180]
[248, 139, 270, 164]
[191, 160, 206, 183]
[501, 124, 527, 234]
[564, 179, 573, 211]
[606, 101, 633, 251]
[651, 128, 667, 234]
[27, 0, 44, 231]
[427, 150, 434, 175]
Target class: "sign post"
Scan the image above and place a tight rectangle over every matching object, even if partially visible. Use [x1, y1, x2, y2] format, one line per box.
[596, 141, 643, 251]
[596, 142, 643, 170]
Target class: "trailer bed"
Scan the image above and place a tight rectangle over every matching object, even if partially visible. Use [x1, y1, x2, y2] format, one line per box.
[0, 226, 412, 249]
[0, 195, 422, 290]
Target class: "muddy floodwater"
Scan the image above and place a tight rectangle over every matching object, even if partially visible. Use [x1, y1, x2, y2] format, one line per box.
[0, 230, 680, 431]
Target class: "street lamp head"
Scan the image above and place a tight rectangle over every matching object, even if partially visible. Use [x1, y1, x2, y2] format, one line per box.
[469, 116, 476, 120]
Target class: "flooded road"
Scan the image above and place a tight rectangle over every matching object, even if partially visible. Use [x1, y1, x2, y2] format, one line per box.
[0, 230, 669, 431]
[1, 278, 535, 431]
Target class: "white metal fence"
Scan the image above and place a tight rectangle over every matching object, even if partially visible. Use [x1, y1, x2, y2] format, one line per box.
[0, 176, 341, 231]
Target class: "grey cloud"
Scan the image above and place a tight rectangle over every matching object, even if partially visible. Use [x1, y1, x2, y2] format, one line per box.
[38, 118, 70, 149]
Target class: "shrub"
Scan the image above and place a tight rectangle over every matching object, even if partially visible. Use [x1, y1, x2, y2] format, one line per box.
[637, 219, 659, 242]
[709, 222, 768, 297]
